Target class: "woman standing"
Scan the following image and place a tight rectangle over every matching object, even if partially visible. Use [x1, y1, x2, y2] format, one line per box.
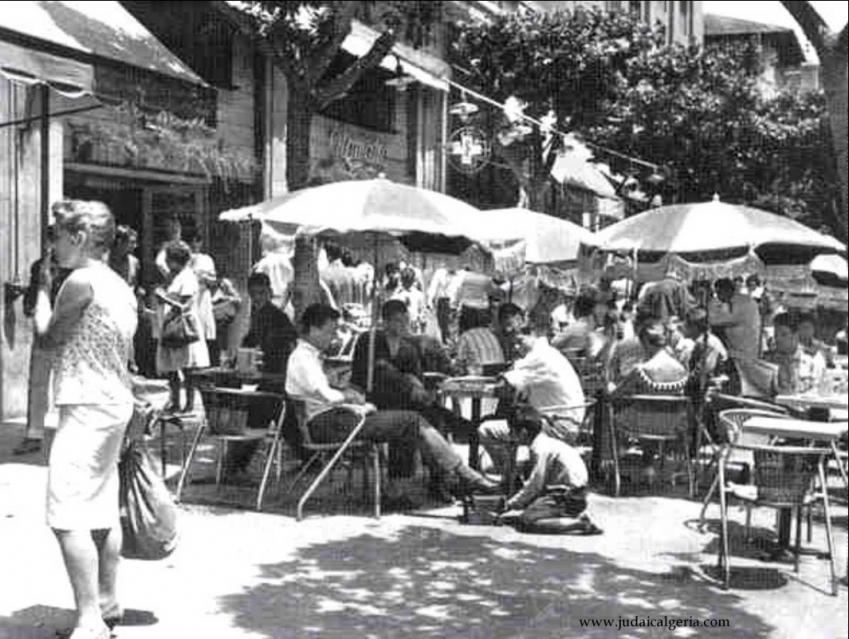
[210, 267, 242, 366]
[34, 200, 137, 639]
[156, 241, 209, 413]
[188, 232, 218, 366]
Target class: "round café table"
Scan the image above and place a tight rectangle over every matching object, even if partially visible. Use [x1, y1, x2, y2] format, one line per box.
[440, 376, 504, 470]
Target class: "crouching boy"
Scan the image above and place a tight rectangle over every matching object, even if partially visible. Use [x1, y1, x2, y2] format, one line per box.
[498, 407, 602, 535]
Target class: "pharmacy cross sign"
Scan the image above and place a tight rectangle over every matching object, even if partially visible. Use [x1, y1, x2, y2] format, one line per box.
[448, 126, 491, 174]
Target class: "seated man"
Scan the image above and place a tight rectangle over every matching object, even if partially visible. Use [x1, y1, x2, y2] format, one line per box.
[479, 326, 586, 482]
[242, 272, 298, 375]
[551, 287, 607, 360]
[797, 312, 836, 368]
[225, 273, 298, 475]
[498, 406, 602, 535]
[682, 307, 729, 387]
[763, 312, 827, 395]
[455, 307, 504, 373]
[351, 301, 470, 468]
[495, 302, 527, 364]
[287, 304, 497, 508]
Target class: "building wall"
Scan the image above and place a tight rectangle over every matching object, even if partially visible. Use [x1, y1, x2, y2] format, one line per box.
[0, 81, 63, 419]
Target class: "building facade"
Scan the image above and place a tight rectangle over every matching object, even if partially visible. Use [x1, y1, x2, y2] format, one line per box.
[0, 0, 451, 419]
[705, 14, 816, 97]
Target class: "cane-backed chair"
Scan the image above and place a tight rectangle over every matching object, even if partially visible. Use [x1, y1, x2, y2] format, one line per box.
[176, 386, 287, 511]
[607, 394, 696, 497]
[715, 434, 838, 595]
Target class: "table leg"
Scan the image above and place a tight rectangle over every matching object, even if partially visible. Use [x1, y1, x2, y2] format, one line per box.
[469, 398, 481, 470]
[777, 508, 793, 548]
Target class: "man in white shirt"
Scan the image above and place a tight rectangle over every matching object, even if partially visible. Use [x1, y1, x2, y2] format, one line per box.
[286, 304, 497, 508]
[478, 327, 586, 481]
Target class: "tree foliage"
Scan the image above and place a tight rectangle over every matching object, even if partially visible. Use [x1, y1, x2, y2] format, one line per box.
[452, 7, 841, 236]
[221, 1, 441, 190]
[451, 6, 663, 210]
[588, 40, 840, 233]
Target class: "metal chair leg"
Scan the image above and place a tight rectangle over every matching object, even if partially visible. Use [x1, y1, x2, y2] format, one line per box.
[286, 453, 322, 494]
[718, 460, 731, 589]
[608, 412, 621, 497]
[699, 474, 719, 529]
[175, 421, 206, 503]
[215, 440, 226, 489]
[256, 437, 278, 512]
[794, 506, 802, 574]
[373, 444, 381, 519]
[818, 461, 839, 596]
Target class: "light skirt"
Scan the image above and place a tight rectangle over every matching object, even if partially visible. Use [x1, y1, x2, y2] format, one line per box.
[46, 402, 133, 530]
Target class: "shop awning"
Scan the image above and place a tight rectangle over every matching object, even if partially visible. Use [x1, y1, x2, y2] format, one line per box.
[342, 19, 450, 92]
[0, 1, 205, 85]
[0, 39, 93, 97]
[0, 2, 214, 121]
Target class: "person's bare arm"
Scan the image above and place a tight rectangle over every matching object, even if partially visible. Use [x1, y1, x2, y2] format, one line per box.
[34, 271, 93, 347]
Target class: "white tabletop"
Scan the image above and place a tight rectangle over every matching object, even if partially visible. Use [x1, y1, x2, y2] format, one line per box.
[774, 394, 849, 410]
[744, 416, 848, 442]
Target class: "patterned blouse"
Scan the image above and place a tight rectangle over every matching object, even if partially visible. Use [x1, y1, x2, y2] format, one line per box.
[53, 263, 137, 406]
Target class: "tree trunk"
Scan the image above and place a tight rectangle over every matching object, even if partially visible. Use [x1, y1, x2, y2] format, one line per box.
[286, 90, 313, 193]
[286, 90, 324, 322]
[821, 52, 849, 239]
[291, 234, 326, 324]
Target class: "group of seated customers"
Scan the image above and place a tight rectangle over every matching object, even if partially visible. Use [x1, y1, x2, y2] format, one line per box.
[227, 273, 837, 527]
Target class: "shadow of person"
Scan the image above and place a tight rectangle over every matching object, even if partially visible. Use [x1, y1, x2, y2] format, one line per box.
[0, 605, 158, 639]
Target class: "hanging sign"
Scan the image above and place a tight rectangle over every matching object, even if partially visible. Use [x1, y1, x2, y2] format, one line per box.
[447, 125, 491, 174]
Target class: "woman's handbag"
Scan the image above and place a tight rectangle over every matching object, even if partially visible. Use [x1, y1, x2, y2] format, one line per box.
[212, 298, 238, 324]
[160, 307, 200, 348]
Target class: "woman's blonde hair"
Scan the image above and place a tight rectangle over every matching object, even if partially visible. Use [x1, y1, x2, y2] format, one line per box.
[53, 199, 115, 257]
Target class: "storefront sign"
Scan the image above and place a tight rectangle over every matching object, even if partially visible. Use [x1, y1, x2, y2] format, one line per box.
[329, 128, 389, 166]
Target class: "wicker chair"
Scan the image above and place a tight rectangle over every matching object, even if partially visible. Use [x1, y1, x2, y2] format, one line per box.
[287, 400, 381, 521]
[699, 405, 788, 530]
[570, 357, 607, 479]
[715, 436, 839, 595]
[175, 387, 287, 511]
[607, 394, 696, 497]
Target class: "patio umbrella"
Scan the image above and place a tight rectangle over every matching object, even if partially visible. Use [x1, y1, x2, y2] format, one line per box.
[220, 178, 484, 241]
[475, 207, 594, 266]
[586, 196, 846, 283]
[220, 178, 486, 390]
[593, 196, 845, 256]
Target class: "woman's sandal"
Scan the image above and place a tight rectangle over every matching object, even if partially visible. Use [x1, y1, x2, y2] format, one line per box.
[56, 625, 110, 639]
[101, 602, 124, 630]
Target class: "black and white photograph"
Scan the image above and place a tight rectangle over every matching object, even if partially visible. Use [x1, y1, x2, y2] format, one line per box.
[0, 1, 847, 637]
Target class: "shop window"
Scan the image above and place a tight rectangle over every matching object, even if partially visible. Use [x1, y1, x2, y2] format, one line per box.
[319, 56, 396, 133]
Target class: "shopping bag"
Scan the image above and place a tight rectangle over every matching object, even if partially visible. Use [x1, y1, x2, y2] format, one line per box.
[118, 438, 179, 560]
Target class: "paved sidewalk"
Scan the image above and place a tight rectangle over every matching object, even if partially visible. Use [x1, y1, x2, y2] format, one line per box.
[1, 420, 847, 638]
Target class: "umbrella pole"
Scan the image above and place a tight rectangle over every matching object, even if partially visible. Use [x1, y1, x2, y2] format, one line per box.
[366, 233, 378, 394]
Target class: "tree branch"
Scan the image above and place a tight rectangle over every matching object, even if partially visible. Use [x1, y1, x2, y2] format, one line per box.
[838, 22, 848, 53]
[780, 1, 829, 57]
[210, 0, 301, 82]
[313, 30, 396, 109]
[304, 1, 359, 85]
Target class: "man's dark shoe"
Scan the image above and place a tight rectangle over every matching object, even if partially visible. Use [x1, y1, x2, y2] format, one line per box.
[453, 466, 501, 497]
[13, 438, 42, 455]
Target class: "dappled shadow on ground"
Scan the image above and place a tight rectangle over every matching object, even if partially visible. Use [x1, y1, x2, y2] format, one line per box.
[219, 525, 773, 639]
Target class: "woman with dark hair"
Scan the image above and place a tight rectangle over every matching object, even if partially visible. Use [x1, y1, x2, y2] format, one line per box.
[156, 240, 209, 412]
[34, 200, 137, 639]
